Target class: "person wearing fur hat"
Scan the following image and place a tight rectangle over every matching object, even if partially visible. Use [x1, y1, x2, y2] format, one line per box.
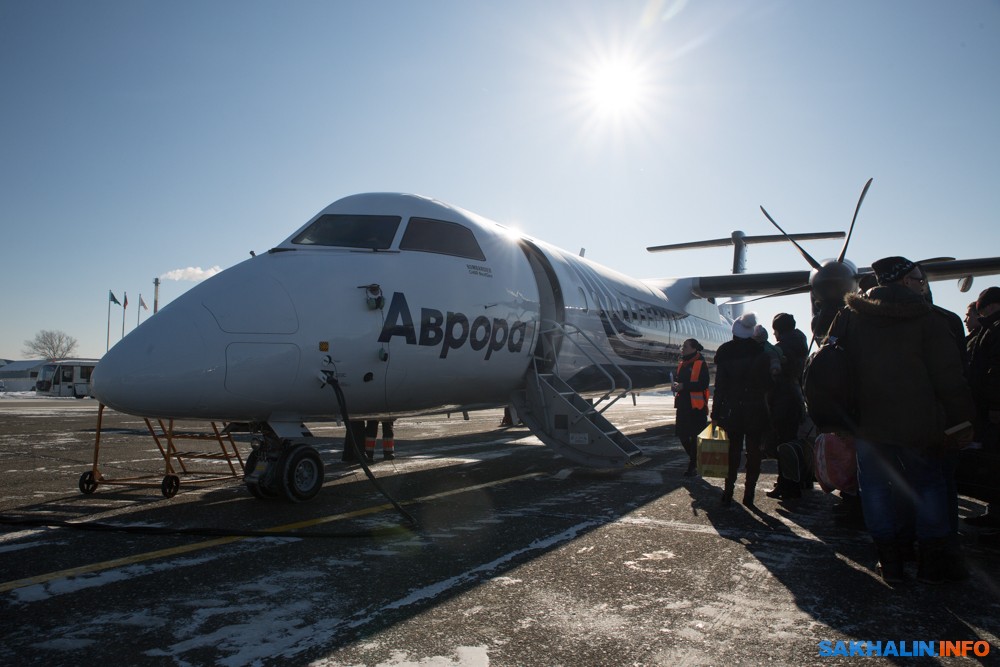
[711, 312, 774, 507]
[840, 256, 974, 585]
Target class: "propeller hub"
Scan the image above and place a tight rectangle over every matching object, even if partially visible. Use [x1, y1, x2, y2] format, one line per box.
[810, 259, 858, 304]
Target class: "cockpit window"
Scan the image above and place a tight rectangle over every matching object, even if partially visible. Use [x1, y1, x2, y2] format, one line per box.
[399, 217, 486, 261]
[290, 214, 401, 249]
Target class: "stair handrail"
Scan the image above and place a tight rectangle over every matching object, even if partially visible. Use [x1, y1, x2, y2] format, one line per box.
[534, 319, 632, 414]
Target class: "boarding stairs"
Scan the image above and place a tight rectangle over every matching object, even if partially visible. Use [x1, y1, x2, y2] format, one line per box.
[511, 321, 648, 468]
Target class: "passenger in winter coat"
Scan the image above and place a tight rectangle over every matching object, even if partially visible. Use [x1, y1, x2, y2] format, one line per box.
[711, 312, 774, 507]
[962, 286, 1000, 528]
[766, 313, 810, 500]
[843, 256, 974, 585]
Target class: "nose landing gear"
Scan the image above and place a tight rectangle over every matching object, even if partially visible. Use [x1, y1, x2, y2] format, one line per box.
[244, 435, 325, 502]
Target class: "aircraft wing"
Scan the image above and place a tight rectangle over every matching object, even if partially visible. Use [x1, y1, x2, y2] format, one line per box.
[915, 257, 1000, 282]
[690, 270, 812, 299]
[685, 257, 1000, 300]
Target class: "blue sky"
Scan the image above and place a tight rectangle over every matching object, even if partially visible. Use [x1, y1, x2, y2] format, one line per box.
[2, 0, 998, 359]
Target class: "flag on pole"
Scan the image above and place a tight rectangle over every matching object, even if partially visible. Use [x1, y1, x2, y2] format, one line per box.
[140, 295, 148, 311]
[109, 290, 121, 306]
[123, 292, 128, 310]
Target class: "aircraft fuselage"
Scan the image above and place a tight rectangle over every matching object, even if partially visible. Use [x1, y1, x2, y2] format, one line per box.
[93, 193, 730, 426]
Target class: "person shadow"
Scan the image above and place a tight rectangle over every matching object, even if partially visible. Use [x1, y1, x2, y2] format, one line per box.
[684, 465, 999, 664]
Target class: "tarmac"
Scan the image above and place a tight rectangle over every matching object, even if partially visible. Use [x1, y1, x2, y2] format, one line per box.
[1, 395, 998, 666]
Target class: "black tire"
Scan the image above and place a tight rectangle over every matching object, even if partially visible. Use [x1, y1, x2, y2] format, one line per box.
[161, 474, 180, 498]
[280, 446, 324, 502]
[79, 470, 98, 494]
[244, 449, 278, 500]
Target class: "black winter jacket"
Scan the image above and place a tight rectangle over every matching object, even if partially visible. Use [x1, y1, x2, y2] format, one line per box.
[843, 284, 973, 448]
[712, 337, 772, 434]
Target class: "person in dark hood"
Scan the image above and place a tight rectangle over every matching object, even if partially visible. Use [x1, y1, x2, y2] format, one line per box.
[711, 312, 774, 507]
[964, 300, 981, 349]
[842, 256, 974, 585]
[766, 313, 809, 500]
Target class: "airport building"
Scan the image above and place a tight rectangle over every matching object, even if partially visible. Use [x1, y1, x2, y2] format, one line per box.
[0, 359, 49, 392]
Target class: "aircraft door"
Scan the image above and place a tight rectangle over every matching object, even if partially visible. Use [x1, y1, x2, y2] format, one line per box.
[518, 240, 564, 371]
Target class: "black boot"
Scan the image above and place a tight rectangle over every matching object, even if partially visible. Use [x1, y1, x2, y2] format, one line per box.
[721, 482, 734, 507]
[742, 488, 755, 507]
[780, 477, 801, 499]
[917, 539, 953, 585]
[945, 543, 970, 582]
[875, 541, 906, 585]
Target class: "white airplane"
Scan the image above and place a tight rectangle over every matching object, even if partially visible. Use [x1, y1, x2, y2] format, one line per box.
[91, 189, 1000, 502]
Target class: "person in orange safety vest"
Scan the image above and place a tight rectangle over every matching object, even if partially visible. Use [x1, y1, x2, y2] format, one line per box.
[673, 338, 711, 476]
[365, 419, 396, 462]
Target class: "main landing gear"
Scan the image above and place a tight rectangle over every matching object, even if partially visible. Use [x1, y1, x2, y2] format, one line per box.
[243, 434, 324, 503]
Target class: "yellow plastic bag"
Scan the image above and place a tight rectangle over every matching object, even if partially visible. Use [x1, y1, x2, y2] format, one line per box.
[696, 423, 729, 478]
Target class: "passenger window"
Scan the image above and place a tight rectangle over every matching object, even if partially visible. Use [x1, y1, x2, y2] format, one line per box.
[399, 218, 486, 261]
[291, 214, 401, 249]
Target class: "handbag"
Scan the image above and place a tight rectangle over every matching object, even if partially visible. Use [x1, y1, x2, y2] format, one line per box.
[813, 432, 858, 493]
[696, 423, 729, 478]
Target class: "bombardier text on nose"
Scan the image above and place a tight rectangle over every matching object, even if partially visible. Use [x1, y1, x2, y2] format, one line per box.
[93, 188, 1000, 502]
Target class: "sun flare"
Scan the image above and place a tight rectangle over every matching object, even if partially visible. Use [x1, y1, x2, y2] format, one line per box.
[587, 59, 645, 117]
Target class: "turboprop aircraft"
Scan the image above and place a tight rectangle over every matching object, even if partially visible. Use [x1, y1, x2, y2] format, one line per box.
[91, 186, 1000, 502]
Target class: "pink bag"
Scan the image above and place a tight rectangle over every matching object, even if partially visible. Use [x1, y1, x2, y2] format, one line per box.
[813, 432, 858, 494]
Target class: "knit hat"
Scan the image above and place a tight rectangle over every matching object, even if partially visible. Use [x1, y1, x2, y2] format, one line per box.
[752, 324, 769, 342]
[772, 313, 795, 334]
[732, 312, 757, 339]
[977, 286, 1000, 311]
[871, 256, 916, 285]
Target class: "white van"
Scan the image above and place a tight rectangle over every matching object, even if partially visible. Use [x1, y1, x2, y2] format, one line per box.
[35, 359, 98, 398]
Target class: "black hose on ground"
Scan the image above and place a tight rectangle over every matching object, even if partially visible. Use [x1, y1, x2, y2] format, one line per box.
[325, 372, 418, 528]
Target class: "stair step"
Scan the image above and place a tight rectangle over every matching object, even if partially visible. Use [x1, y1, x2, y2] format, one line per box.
[520, 367, 645, 468]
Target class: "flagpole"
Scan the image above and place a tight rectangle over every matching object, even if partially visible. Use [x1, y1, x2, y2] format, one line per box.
[121, 292, 126, 340]
[106, 295, 111, 352]
[137, 294, 141, 327]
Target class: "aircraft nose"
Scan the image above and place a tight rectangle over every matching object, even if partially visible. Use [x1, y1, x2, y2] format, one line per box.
[92, 305, 217, 416]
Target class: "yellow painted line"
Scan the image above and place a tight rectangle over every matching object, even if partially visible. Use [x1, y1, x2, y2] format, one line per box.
[0, 471, 545, 593]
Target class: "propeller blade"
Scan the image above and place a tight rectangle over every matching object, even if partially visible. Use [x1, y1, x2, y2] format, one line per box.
[837, 177, 873, 263]
[758, 206, 823, 270]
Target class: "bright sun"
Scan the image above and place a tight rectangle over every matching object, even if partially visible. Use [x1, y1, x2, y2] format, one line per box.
[585, 57, 648, 119]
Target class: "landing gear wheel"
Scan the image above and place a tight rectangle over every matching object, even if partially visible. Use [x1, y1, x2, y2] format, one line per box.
[244, 449, 277, 500]
[79, 470, 98, 494]
[280, 446, 324, 502]
[161, 474, 180, 498]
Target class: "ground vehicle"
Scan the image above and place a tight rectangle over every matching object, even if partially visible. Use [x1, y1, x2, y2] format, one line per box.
[36, 359, 98, 398]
